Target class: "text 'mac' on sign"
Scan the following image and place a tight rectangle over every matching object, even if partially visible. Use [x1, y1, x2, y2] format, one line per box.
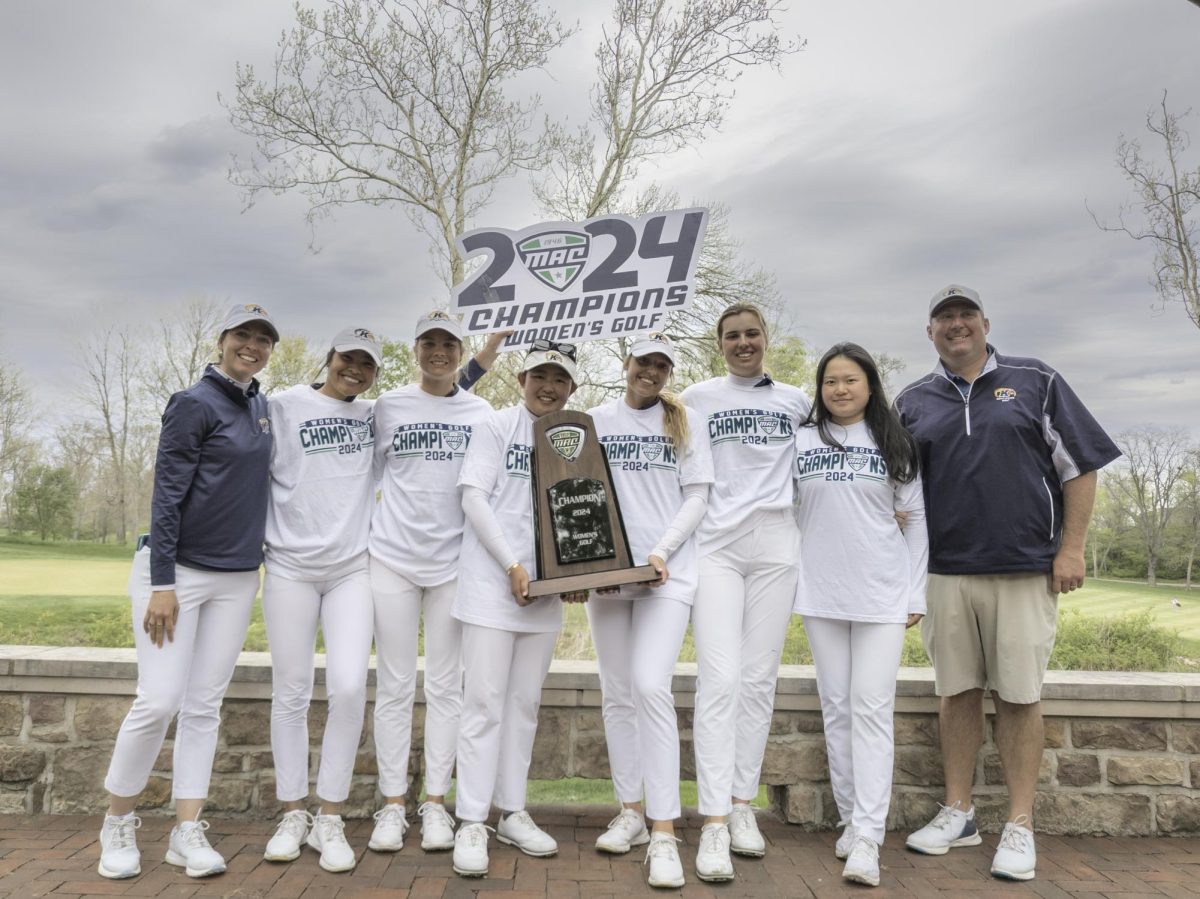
[450, 207, 709, 350]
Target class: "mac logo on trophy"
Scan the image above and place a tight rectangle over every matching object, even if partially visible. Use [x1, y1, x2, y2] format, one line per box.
[527, 411, 657, 597]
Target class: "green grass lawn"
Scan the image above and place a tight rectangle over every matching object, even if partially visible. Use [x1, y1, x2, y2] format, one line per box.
[1, 539, 1196, 669]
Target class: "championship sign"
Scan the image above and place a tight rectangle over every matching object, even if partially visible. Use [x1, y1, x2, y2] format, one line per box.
[451, 208, 709, 349]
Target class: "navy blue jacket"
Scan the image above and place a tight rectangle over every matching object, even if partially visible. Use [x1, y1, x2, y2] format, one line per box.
[894, 348, 1119, 575]
[150, 365, 272, 585]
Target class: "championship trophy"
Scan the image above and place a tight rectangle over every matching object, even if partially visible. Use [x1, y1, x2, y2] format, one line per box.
[526, 410, 658, 597]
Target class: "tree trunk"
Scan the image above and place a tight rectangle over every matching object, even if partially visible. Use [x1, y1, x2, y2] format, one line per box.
[1147, 553, 1158, 587]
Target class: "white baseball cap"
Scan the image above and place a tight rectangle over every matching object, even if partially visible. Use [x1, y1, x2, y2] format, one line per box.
[221, 303, 279, 342]
[521, 348, 578, 383]
[330, 327, 383, 366]
[414, 309, 464, 340]
[929, 284, 984, 317]
[629, 331, 676, 365]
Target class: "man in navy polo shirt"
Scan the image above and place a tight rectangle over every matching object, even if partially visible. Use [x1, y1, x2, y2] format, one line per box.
[894, 285, 1120, 882]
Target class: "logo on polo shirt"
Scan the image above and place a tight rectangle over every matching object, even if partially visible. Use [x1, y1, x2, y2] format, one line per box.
[994, 387, 1017, 402]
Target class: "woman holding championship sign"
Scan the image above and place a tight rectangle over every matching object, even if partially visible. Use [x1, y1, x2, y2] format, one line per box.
[449, 341, 587, 879]
[681, 304, 810, 882]
[366, 311, 492, 856]
[586, 332, 712, 889]
[259, 326, 382, 873]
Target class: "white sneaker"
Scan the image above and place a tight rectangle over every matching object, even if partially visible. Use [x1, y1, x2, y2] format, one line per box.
[694, 823, 734, 883]
[595, 808, 650, 854]
[728, 803, 765, 857]
[835, 821, 858, 860]
[644, 831, 685, 889]
[905, 802, 982, 855]
[165, 818, 226, 878]
[496, 810, 558, 857]
[842, 834, 880, 887]
[264, 809, 313, 862]
[97, 813, 141, 879]
[452, 822, 492, 877]
[368, 803, 408, 852]
[990, 816, 1036, 881]
[306, 813, 356, 873]
[418, 801, 456, 851]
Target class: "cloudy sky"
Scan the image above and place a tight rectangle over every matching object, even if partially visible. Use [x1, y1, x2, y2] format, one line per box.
[1, 0, 1197, 440]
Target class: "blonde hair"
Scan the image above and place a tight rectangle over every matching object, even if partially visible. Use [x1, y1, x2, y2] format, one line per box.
[659, 391, 690, 454]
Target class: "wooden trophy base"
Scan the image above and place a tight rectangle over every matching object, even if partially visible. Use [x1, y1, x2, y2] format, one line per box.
[526, 564, 659, 598]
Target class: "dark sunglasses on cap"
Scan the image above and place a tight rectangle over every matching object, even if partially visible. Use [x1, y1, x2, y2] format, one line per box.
[529, 338, 577, 360]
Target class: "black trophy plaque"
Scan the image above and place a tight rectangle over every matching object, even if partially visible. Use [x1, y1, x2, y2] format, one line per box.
[527, 410, 658, 597]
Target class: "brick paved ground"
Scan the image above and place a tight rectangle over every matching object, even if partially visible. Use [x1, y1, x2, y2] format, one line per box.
[2, 807, 1199, 898]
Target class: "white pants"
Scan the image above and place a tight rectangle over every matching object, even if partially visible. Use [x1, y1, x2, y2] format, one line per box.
[587, 594, 690, 821]
[105, 551, 258, 800]
[371, 557, 462, 797]
[262, 566, 373, 804]
[803, 616, 905, 844]
[691, 511, 799, 816]
[454, 623, 557, 823]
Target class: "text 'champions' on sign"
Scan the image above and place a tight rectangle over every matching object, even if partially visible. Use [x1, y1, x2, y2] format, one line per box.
[450, 207, 709, 350]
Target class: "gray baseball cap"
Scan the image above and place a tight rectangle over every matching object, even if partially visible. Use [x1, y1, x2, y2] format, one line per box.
[414, 309, 464, 340]
[331, 326, 383, 366]
[629, 331, 676, 365]
[929, 284, 984, 318]
[221, 303, 279, 342]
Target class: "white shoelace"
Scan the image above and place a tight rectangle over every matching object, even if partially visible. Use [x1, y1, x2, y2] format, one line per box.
[606, 808, 644, 834]
[929, 800, 964, 829]
[644, 833, 682, 866]
[997, 816, 1033, 852]
[105, 815, 141, 850]
[374, 805, 409, 832]
[699, 825, 729, 857]
[847, 834, 878, 862]
[459, 822, 494, 848]
[504, 810, 538, 831]
[316, 815, 348, 843]
[418, 802, 454, 828]
[178, 819, 213, 851]
[275, 810, 313, 840]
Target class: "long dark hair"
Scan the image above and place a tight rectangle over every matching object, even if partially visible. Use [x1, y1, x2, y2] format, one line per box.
[806, 342, 919, 484]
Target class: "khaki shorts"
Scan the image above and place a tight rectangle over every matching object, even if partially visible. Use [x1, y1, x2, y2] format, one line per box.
[921, 573, 1058, 705]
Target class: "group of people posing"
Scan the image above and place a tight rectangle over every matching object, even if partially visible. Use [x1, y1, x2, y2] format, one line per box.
[95, 285, 1119, 890]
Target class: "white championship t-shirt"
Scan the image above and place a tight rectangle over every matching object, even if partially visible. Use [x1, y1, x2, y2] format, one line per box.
[587, 399, 714, 606]
[792, 420, 928, 623]
[452, 404, 562, 633]
[682, 375, 810, 552]
[264, 385, 377, 581]
[369, 383, 493, 587]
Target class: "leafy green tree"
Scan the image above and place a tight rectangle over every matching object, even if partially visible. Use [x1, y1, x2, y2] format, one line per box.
[14, 465, 78, 541]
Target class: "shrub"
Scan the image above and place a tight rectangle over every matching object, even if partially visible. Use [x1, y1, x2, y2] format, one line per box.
[1049, 608, 1183, 672]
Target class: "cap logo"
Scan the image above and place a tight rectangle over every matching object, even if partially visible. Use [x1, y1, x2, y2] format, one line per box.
[994, 387, 1017, 402]
[546, 351, 563, 364]
[517, 230, 590, 292]
[646, 330, 669, 343]
[354, 328, 376, 341]
[245, 304, 268, 315]
[426, 310, 450, 321]
[546, 425, 585, 462]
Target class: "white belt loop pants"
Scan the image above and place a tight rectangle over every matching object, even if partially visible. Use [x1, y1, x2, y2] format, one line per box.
[262, 565, 374, 804]
[371, 556, 463, 797]
[453, 623, 558, 823]
[104, 550, 258, 800]
[803, 615, 906, 844]
[691, 510, 799, 816]
[586, 593, 690, 822]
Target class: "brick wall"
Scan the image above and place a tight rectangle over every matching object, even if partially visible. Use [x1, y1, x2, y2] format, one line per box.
[2, 647, 1198, 835]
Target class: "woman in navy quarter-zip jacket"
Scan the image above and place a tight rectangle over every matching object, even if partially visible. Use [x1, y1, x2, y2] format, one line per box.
[96, 304, 279, 882]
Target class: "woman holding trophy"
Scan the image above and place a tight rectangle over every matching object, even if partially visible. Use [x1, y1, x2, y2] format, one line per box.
[449, 341, 587, 878]
[586, 332, 712, 889]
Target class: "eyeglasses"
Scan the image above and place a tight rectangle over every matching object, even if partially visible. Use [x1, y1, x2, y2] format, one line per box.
[530, 338, 577, 360]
